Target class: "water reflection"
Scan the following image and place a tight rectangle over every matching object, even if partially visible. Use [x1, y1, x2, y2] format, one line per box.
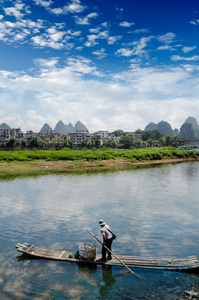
[100, 266, 116, 296]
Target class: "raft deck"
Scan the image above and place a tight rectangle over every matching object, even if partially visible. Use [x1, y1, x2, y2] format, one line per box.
[16, 243, 199, 271]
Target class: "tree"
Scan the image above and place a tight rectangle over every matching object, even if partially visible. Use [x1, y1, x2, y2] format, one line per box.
[20, 139, 27, 148]
[112, 130, 124, 137]
[135, 139, 142, 148]
[86, 140, 92, 149]
[6, 137, 16, 148]
[64, 139, 70, 147]
[159, 136, 166, 146]
[68, 140, 74, 149]
[119, 136, 134, 149]
[102, 139, 109, 147]
[166, 135, 185, 147]
[142, 130, 164, 141]
[37, 138, 47, 149]
[28, 137, 38, 148]
[28, 137, 46, 148]
[147, 138, 153, 147]
[111, 140, 117, 148]
[95, 139, 101, 148]
[51, 137, 57, 148]
[56, 136, 62, 146]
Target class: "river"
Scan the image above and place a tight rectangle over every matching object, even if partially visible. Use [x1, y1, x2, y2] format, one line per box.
[0, 161, 199, 299]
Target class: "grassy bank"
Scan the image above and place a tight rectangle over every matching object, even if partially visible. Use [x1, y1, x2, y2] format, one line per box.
[0, 147, 198, 176]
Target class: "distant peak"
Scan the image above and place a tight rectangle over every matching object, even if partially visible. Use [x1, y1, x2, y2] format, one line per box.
[0, 123, 11, 129]
[40, 123, 52, 133]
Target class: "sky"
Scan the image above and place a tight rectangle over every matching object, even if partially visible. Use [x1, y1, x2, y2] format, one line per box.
[0, 0, 199, 133]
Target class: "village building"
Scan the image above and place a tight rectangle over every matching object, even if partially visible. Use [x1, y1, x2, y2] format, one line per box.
[0, 123, 145, 148]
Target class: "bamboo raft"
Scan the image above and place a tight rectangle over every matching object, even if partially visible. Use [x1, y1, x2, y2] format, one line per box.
[16, 243, 199, 271]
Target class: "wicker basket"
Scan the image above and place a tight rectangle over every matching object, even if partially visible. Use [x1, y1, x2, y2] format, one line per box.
[78, 242, 96, 260]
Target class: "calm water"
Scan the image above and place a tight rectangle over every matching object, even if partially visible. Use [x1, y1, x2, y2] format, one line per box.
[1, 162, 199, 299]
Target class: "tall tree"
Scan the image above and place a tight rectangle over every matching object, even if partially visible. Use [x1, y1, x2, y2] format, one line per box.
[119, 136, 134, 149]
[6, 137, 16, 148]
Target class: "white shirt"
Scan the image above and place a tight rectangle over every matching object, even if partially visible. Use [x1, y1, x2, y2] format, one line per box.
[100, 224, 112, 240]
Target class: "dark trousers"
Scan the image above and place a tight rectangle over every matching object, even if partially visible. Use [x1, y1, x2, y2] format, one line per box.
[102, 238, 113, 260]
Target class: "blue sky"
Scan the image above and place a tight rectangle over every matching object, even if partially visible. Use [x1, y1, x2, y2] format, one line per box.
[0, 0, 199, 132]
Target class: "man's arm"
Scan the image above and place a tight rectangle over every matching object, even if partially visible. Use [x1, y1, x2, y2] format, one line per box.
[102, 233, 106, 245]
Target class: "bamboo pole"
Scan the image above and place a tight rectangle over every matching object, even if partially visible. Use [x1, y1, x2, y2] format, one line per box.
[87, 230, 142, 278]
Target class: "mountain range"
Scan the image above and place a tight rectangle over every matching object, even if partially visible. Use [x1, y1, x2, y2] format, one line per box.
[1, 117, 199, 140]
[40, 120, 88, 134]
[144, 116, 199, 139]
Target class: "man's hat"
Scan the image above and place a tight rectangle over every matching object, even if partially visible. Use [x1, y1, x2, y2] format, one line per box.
[99, 220, 106, 226]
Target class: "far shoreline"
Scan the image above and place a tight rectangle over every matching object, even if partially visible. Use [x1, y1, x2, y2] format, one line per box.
[0, 157, 198, 176]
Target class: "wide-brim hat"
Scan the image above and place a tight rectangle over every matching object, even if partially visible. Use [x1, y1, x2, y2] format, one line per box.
[99, 220, 106, 226]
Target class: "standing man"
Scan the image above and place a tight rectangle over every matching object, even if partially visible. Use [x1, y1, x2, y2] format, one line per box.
[99, 220, 113, 261]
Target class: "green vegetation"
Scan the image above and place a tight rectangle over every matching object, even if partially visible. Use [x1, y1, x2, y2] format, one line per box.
[0, 147, 198, 163]
[119, 136, 134, 149]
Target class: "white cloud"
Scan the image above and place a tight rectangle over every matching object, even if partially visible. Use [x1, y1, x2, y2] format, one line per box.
[0, 16, 46, 44]
[190, 19, 199, 25]
[30, 24, 77, 50]
[182, 46, 197, 53]
[4, 2, 31, 19]
[33, 0, 52, 8]
[107, 35, 122, 45]
[89, 28, 100, 34]
[33, 58, 59, 69]
[132, 36, 153, 55]
[46, 27, 65, 42]
[84, 34, 99, 47]
[66, 56, 103, 76]
[158, 45, 176, 51]
[14, 32, 27, 41]
[92, 48, 107, 59]
[116, 36, 153, 58]
[101, 22, 109, 28]
[50, 0, 85, 15]
[158, 32, 176, 44]
[75, 12, 98, 25]
[1, 56, 199, 132]
[85, 29, 121, 47]
[119, 21, 135, 27]
[49, 7, 63, 15]
[133, 28, 150, 34]
[64, 0, 86, 13]
[31, 35, 47, 47]
[115, 48, 134, 57]
[116, 7, 124, 13]
[171, 55, 199, 61]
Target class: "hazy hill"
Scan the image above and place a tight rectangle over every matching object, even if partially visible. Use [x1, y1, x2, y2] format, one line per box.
[74, 121, 88, 132]
[40, 123, 52, 132]
[179, 123, 196, 140]
[145, 121, 174, 136]
[53, 120, 88, 134]
[182, 116, 199, 139]
[156, 121, 174, 136]
[54, 121, 72, 134]
[145, 122, 157, 131]
[0, 123, 11, 129]
[144, 116, 199, 139]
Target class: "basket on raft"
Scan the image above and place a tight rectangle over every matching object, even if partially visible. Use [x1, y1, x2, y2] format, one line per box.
[78, 242, 96, 261]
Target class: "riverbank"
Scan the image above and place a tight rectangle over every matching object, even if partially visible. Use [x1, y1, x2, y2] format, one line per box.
[0, 157, 198, 176]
